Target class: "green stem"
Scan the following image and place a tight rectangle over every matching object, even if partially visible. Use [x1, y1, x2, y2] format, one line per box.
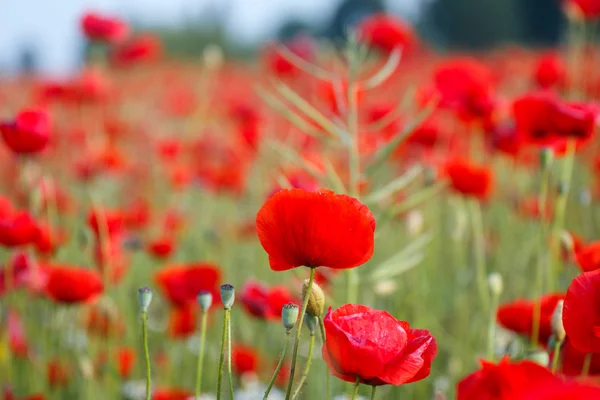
[582, 352, 592, 377]
[487, 290, 499, 360]
[263, 331, 291, 399]
[285, 268, 316, 400]
[216, 308, 229, 400]
[351, 376, 361, 400]
[370, 386, 377, 400]
[469, 199, 489, 311]
[195, 311, 209, 399]
[318, 318, 326, 343]
[141, 311, 151, 400]
[292, 333, 316, 399]
[532, 167, 550, 347]
[551, 339, 563, 373]
[227, 309, 235, 399]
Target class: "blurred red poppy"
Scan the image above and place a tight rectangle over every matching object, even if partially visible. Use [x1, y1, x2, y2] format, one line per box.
[574, 240, 600, 272]
[87, 208, 125, 238]
[8, 309, 28, 358]
[111, 34, 162, 66]
[533, 52, 566, 89]
[496, 293, 564, 346]
[0, 210, 39, 247]
[566, 0, 600, 19]
[517, 379, 600, 399]
[44, 264, 104, 304]
[48, 360, 70, 388]
[232, 344, 260, 375]
[240, 280, 299, 321]
[557, 337, 600, 376]
[457, 357, 557, 400]
[155, 263, 221, 308]
[263, 35, 314, 77]
[322, 304, 437, 386]
[357, 13, 416, 55]
[256, 189, 376, 271]
[151, 388, 191, 400]
[445, 159, 493, 200]
[80, 11, 128, 43]
[117, 347, 136, 379]
[146, 236, 175, 259]
[563, 268, 600, 353]
[0, 109, 50, 154]
[168, 305, 197, 339]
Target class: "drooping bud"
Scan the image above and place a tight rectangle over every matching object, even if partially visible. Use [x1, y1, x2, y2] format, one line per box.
[138, 287, 153, 312]
[303, 280, 324, 317]
[488, 273, 503, 297]
[197, 291, 213, 312]
[305, 314, 318, 335]
[282, 303, 299, 331]
[220, 284, 235, 309]
[551, 300, 566, 342]
[540, 147, 554, 170]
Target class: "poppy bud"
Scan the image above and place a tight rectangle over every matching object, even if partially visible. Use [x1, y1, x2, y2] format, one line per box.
[539, 147, 554, 170]
[138, 287, 153, 312]
[524, 350, 549, 367]
[197, 291, 213, 312]
[220, 284, 235, 309]
[551, 300, 566, 342]
[303, 279, 324, 317]
[282, 303, 299, 331]
[487, 273, 503, 297]
[305, 314, 318, 335]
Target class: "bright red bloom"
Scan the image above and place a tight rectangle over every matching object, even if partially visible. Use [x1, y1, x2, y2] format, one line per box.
[357, 13, 416, 55]
[0, 109, 50, 154]
[256, 189, 376, 271]
[232, 344, 259, 375]
[81, 11, 128, 43]
[154, 263, 221, 308]
[322, 304, 437, 386]
[111, 34, 162, 66]
[151, 388, 191, 400]
[240, 280, 298, 321]
[457, 357, 558, 400]
[496, 293, 564, 346]
[574, 240, 600, 272]
[445, 159, 493, 200]
[87, 208, 125, 238]
[168, 305, 197, 338]
[117, 347, 135, 379]
[517, 379, 600, 399]
[513, 91, 598, 145]
[566, 0, 600, 19]
[558, 337, 600, 376]
[146, 236, 175, 259]
[563, 268, 600, 353]
[533, 52, 566, 89]
[0, 210, 39, 247]
[432, 58, 496, 122]
[44, 264, 104, 304]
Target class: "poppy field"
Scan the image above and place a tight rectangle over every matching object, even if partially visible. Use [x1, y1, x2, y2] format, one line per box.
[4, 3, 600, 400]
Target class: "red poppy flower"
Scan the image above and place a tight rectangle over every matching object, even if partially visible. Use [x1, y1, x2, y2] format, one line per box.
[232, 344, 260, 375]
[155, 263, 221, 308]
[574, 240, 600, 272]
[517, 379, 600, 400]
[496, 293, 564, 346]
[322, 304, 437, 386]
[117, 347, 135, 379]
[445, 159, 493, 200]
[0, 210, 39, 247]
[146, 236, 175, 259]
[263, 35, 314, 77]
[87, 208, 125, 238]
[256, 189, 376, 271]
[557, 337, 600, 376]
[44, 264, 104, 304]
[457, 357, 558, 400]
[563, 268, 600, 353]
[357, 13, 416, 55]
[240, 280, 299, 321]
[168, 305, 197, 338]
[0, 109, 50, 154]
[432, 58, 496, 122]
[565, 0, 600, 19]
[151, 388, 191, 400]
[533, 52, 566, 89]
[111, 34, 162, 67]
[80, 11, 128, 43]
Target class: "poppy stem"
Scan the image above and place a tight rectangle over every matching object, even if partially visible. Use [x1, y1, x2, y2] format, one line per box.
[263, 330, 291, 399]
[318, 318, 326, 343]
[486, 285, 500, 360]
[216, 308, 229, 400]
[550, 338, 563, 373]
[370, 386, 377, 400]
[582, 352, 592, 377]
[194, 310, 209, 399]
[468, 199, 489, 311]
[141, 310, 151, 400]
[350, 376, 361, 400]
[226, 309, 235, 399]
[284, 267, 316, 400]
[291, 331, 316, 399]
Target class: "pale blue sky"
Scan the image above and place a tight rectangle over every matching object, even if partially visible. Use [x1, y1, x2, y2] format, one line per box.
[0, 0, 422, 76]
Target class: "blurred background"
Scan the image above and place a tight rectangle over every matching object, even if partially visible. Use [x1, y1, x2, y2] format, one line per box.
[0, 0, 564, 76]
